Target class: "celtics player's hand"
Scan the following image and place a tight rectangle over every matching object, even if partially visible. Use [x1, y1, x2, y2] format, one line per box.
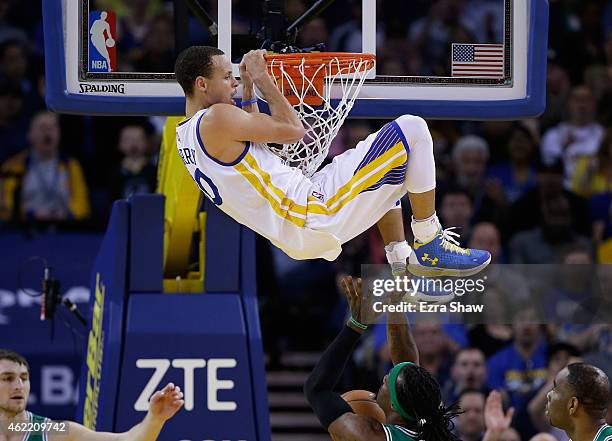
[341, 275, 378, 333]
[242, 49, 268, 83]
[148, 383, 184, 421]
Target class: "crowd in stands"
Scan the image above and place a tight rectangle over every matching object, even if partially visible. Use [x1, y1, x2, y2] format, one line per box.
[0, 0, 611, 439]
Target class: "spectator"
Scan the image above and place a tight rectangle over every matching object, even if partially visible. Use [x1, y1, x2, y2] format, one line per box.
[328, 1, 383, 53]
[451, 135, 505, 223]
[0, 0, 28, 45]
[467, 286, 514, 358]
[461, 0, 504, 43]
[541, 246, 595, 324]
[0, 39, 41, 116]
[487, 123, 538, 204]
[377, 320, 455, 386]
[411, 321, 455, 386]
[591, 190, 612, 262]
[0, 78, 28, 163]
[572, 130, 612, 198]
[509, 159, 591, 238]
[540, 59, 572, 132]
[469, 221, 533, 309]
[453, 135, 490, 194]
[111, 0, 163, 59]
[408, 0, 474, 76]
[509, 194, 592, 264]
[0, 40, 28, 88]
[541, 85, 605, 188]
[469, 222, 503, 263]
[443, 347, 489, 405]
[296, 17, 329, 48]
[0, 111, 90, 223]
[557, 2, 607, 85]
[584, 32, 612, 105]
[478, 121, 513, 164]
[438, 186, 473, 243]
[487, 306, 548, 439]
[456, 389, 486, 441]
[133, 12, 175, 73]
[109, 124, 157, 200]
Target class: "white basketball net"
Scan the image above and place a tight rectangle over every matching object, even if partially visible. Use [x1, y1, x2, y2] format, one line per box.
[265, 55, 375, 177]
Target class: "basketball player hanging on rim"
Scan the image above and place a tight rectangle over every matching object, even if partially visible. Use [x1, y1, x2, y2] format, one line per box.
[173, 47, 491, 277]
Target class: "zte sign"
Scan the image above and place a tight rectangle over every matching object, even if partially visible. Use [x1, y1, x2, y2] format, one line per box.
[135, 358, 237, 412]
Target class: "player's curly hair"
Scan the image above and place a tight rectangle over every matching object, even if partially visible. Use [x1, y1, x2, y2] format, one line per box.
[174, 46, 225, 96]
[395, 364, 462, 441]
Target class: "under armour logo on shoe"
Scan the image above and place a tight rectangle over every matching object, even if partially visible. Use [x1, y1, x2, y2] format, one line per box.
[421, 253, 438, 265]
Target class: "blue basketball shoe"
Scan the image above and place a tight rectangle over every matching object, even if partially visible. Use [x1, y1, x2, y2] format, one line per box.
[408, 227, 491, 277]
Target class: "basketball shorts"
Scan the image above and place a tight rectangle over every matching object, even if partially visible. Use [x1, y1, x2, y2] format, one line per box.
[306, 114, 436, 245]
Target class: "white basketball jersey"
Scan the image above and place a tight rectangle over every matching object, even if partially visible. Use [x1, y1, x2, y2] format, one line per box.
[176, 108, 342, 260]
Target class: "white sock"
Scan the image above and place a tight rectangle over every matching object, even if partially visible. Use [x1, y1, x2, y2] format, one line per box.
[411, 213, 441, 244]
[385, 241, 412, 276]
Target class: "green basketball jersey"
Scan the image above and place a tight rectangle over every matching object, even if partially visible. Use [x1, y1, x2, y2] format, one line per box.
[382, 424, 419, 441]
[22, 412, 49, 441]
[593, 424, 612, 441]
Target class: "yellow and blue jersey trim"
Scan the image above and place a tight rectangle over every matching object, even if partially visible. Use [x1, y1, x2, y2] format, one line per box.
[355, 120, 409, 193]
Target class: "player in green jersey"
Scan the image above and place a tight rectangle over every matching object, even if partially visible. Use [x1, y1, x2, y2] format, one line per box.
[0, 349, 183, 441]
[304, 276, 462, 441]
[546, 363, 611, 441]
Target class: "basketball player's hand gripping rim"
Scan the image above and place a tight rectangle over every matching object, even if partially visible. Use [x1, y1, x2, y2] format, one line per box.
[239, 58, 254, 89]
[241, 49, 269, 84]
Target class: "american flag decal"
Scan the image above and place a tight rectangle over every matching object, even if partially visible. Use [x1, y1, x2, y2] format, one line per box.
[451, 43, 504, 78]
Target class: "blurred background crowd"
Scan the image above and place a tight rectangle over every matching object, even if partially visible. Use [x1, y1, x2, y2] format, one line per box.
[0, 0, 611, 439]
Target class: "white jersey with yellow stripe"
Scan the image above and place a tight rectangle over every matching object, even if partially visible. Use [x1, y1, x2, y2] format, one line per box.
[176, 108, 343, 260]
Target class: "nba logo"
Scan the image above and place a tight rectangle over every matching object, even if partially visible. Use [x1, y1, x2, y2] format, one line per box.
[89, 11, 117, 72]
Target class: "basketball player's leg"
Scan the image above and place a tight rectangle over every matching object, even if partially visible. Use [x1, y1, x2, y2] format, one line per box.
[394, 115, 491, 277]
[375, 115, 438, 276]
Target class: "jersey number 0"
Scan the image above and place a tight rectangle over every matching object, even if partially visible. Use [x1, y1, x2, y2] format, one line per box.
[194, 168, 223, 205]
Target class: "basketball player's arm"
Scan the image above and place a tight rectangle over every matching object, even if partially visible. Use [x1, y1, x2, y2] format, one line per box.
[244, 50, 305, 138]
[387, 309, 419, 365]
[328, 414, 387, 441]
[304, 324, 386, 441]
[305, 277, 385, 441]
[239, 58, 259, 114]
[205, 103, 305, 144]
[55, 384, 183, 441]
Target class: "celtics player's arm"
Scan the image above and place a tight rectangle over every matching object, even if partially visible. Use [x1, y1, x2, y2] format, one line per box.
[305, 277, 385, 441]
[328, 413, 387, 441]
[54, 383, 183, 441]
[387, 309, 419, 366]
[304, 324, 386, 441]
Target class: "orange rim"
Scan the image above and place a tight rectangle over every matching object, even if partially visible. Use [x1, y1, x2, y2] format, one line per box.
[265, 52, 375, 75]
[264, 52, 375, 106]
